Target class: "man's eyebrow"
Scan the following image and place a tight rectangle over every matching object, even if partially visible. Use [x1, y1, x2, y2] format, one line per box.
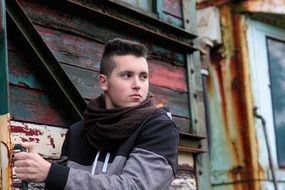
[140, 71, 149, 75]
[119, 70, 134, 74]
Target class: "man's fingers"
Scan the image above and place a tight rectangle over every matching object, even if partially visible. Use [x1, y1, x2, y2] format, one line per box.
[14, 159, 27, 167]
[13, 152, 30, 160]
[21, 142, 35, 153]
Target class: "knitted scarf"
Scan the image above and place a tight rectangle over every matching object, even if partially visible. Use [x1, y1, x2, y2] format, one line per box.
[84, 94, 156, 150]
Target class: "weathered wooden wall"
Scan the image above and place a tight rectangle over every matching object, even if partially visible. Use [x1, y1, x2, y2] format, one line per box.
[6, 0, 203, 189]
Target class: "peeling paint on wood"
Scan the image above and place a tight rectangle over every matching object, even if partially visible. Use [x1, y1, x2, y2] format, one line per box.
[10, 121, 67, 159]
[149, 59, 187, 92]
[35, 24, 104, 72]
[9, 85, 71, 127]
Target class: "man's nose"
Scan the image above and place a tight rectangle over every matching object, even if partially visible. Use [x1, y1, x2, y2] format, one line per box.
[132, 77, 141, 89]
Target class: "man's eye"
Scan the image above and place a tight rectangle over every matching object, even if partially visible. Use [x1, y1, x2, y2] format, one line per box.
[140, 74, 148, 80]
[122, 73, 131, 78]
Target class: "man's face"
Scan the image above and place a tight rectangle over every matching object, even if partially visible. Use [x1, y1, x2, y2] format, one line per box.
[100, 54, 149, 109]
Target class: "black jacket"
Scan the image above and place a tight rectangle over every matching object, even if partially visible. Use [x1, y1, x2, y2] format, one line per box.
[45, 107, 179, 190]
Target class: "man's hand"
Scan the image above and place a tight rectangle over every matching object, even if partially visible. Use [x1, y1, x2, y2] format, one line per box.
[14, 142, 51, 183]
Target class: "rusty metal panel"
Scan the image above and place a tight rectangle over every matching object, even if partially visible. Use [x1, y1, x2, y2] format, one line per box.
[247, 19, 285, 189]
[205, 4, 262, 190]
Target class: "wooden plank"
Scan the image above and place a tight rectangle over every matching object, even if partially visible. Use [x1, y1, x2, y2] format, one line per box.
[61, 64, 102, 99]
[149, 59, 187, 92]
[9, 85, 72, 127]
[8, 50, 45, 89]
[151, 85, 190, 117]
[10, 121, 67, 159]
[35, 24, 103, 72]
[173, 116, 190, 133]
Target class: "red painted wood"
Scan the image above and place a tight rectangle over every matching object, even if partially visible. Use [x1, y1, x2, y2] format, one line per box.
[9, 85, 72, 127]
[149, 59, 187, 92]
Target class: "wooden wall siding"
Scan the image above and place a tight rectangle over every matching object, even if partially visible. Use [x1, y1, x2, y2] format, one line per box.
[18, 0, 186, 65]
[18, 1, 193, 133]
[37, 27, 191, 132]
[9, 85, 70, 127]
[161, 0, 183, 28]
[8, 38, 72, 127]
[36, 24, 188, 92]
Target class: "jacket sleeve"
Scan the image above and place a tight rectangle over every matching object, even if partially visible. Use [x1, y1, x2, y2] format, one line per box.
[45, 119, 179, 190]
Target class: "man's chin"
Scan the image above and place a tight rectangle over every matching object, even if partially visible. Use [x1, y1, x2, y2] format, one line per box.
[125, 102, 142, 107]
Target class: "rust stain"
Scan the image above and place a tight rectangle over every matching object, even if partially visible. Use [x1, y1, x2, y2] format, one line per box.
[207, 4, 263, 189]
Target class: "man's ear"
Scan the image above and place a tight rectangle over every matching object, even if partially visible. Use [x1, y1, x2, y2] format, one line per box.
[99, 74, 108, 91]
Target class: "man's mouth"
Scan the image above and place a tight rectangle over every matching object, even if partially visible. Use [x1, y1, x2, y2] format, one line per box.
[130, 94, 142, 99]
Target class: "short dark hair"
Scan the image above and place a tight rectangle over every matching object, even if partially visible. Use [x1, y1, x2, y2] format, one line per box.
[100, 38, 148, 76]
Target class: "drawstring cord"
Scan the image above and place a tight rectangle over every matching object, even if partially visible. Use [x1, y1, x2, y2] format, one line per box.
[102, 152, 110, 173]
[91, 151, 110, 174]
[91, 150, 100, 175]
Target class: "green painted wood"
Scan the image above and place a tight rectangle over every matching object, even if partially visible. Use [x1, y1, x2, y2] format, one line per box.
[160, 13, 183, 28]
[8, 50, 45, 90]
[0, 0, 9, 114]
[182, 0, 212, 189]
[10, 85, 72, 127]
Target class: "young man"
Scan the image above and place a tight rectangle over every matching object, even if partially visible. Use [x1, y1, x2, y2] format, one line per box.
[14, 38, 179, 189]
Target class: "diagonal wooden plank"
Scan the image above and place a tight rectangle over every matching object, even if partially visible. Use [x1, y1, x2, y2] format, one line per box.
[6, 0, 86, 122]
